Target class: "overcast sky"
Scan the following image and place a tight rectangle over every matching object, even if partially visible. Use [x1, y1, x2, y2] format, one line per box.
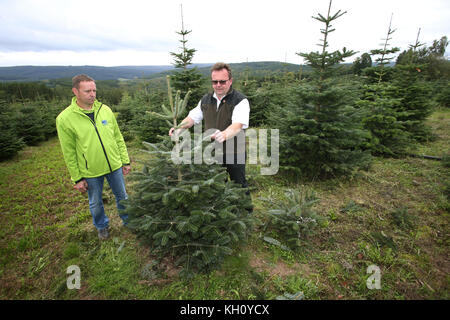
[0, 0, 448, 67]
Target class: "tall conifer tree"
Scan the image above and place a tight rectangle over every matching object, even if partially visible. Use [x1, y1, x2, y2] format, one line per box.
[269, 0, 371, 178]
[369, 14, 400, 83]
[390, 29, 433, 142]
[357, 15, 416, 156]
[169, 4, 204, 106]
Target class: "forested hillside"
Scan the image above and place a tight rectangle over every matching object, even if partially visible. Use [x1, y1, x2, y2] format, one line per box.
[0, 65, 174, 81]
[0, 62, 305, 82]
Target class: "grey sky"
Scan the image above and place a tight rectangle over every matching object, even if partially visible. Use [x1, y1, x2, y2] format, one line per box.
[0, 0, 448, 66]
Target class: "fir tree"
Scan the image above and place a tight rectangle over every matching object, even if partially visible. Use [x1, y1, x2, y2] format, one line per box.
[169, 4, 204, 106]
[357, 15, 415, 157]
[396, 28, 426, 66]
[15, 104, 46, 146]
[356, 83, 411, 156]
[118, 86, 168, 143]
[390, 29, 433, 142]
[263, 188, 323, 250]
[0, 101, 25, 161]
[123, 77, 255, 277]
[367, 14, 400, 83]
[269, 0, 371, 178]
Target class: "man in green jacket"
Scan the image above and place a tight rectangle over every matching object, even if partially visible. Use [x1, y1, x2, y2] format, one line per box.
[56, 74, 131, 240]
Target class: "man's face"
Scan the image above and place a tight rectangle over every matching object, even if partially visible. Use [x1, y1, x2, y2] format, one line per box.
[211, 69, 232, 99]
[73, 81, 96, 108]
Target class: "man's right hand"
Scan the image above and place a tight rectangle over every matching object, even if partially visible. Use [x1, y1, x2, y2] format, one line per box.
[74, 180, 88, 193]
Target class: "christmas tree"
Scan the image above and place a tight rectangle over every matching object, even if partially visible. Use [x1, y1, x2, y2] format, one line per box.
[169, 4, 204, 105]
[269, 0, 372, 178]
[391, 29, 433, 142]
[122, 77, 255, 277]
[357, 16, 420, 156]
[357, 82, 411, 156]
[368, 14, 400, 84]
[0, 100, 25, 160]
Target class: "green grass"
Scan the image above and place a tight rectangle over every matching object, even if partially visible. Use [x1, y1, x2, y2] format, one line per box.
[0, 109, 449, 300]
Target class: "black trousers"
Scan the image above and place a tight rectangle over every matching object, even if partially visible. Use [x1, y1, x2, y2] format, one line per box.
[224, 163, 248, 189]
[224, 163, 252, 213]
[222, 151, 248, 187]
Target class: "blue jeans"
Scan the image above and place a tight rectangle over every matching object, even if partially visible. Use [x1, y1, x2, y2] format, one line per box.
[85, 168, 128, 230]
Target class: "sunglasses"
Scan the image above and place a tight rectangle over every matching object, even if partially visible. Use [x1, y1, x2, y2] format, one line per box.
[211, 79, 229, 85]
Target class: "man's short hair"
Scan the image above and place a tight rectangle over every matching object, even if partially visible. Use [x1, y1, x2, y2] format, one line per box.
[72, 74, 95, 89]
[211, 62, 232, 79]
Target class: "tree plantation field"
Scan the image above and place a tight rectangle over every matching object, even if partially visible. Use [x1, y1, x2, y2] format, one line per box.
[0, 109, 448, 300]
[1, 1, 449, 301]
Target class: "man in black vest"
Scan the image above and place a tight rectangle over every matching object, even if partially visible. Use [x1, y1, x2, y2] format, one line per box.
[169, 62, 250, 191]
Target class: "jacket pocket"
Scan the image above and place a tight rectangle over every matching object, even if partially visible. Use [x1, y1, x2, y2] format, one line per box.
[82, 154, 88, 169]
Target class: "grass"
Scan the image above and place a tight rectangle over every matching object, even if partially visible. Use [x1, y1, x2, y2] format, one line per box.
[0, 109, 448, 300]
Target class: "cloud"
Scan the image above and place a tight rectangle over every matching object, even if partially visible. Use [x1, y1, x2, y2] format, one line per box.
[0, 0, 448, 66]
[0, 0, 178, 52]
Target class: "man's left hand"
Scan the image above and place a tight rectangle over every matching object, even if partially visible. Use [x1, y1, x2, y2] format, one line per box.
[122, 165, 131, 175]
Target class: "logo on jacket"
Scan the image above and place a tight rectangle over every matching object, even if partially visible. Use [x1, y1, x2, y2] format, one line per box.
[102, 120, 108, 125]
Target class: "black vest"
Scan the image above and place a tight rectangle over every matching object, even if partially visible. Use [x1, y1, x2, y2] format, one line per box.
[200, 88, 247, 131]
[200, 89, 247, 160]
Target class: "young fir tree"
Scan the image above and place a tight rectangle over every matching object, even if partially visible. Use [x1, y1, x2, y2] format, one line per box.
[15, 104, 46, 146]
[390, 29, 433, 142]
[356, 84, 411, 156]
[169, 4, 204, 106]
[368, 14, 400, 84]
[396, 28, 426, 66]
[269, 0, 371, 178]
[357, 15, 413, 156]
[122, 76, 255, 277]
[119, 88, 168, 143]
[0, 101, 25, 161]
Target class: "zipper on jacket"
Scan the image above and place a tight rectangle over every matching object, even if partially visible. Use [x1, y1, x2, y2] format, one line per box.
[83, 104, 113, 173]
[82, 154, 88, 169]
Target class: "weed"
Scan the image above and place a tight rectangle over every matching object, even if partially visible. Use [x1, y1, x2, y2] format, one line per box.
[391, 207, 415, 230]
[262, 188, 323, 250]
[340, 200, 363, 214]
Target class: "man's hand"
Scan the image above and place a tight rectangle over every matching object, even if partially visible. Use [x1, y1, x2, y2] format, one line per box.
[169, 127, 182, 137]
[74, 180, 88, 193]
[169, 118, 194, 136]
[122, 165, 131, 176]
[211, 130, 227, 143]
[211, 123, 243, 143]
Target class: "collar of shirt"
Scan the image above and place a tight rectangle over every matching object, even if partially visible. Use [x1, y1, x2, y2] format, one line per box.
[213, 88, 234, 110]
[212, 92, 223, 110]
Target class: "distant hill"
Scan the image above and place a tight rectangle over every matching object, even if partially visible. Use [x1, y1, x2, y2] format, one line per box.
[0, 62, 305, 82]
[0, 65, 175, 82]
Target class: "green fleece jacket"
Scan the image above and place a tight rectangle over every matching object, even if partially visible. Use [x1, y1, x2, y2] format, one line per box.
[56, 97, 130, 183]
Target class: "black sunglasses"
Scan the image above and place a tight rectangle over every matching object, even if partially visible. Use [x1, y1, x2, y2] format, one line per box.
[211, 79, 229, 85]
